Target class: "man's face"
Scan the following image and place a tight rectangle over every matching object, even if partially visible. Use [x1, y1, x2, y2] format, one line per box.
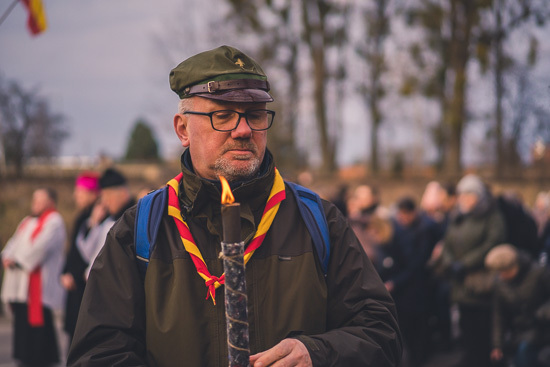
[457, 192, 479, 214]
[499, 265, 519, 281]
[74, 186, 98, 210]
[396, 210, 416, 227]
[354, 185, 376, 210]
[174, 97, 268, 182]
[31, 189, 53, 216]
[100, 187, 125, 215]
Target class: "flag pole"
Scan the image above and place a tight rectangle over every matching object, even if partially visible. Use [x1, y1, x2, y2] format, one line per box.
[0, 0, 19, 29]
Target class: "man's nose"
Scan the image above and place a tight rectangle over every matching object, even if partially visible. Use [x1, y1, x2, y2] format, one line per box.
[231, 115, 252, 138]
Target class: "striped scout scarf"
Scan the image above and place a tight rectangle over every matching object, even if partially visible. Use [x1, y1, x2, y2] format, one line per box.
[166, 169, 286, 305]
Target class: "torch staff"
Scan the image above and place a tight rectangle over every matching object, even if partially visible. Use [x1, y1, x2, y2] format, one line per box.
[220, 176, 250, 367]
[221, 240, 250, 366]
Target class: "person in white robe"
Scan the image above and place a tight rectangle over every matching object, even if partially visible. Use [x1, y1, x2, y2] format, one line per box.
[1, 187, 67, 366]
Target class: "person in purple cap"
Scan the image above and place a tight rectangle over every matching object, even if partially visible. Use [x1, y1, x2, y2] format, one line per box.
[60, 172, 104, 345]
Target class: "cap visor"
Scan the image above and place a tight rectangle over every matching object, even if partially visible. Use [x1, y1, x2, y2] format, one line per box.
[195, 89, 273, 103]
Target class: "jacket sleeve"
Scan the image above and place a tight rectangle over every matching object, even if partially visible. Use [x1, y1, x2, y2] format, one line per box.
[461, 209, 506, 269]
[67, 207, 148, 367]
[1, 217, 28, 259]
[295, 203, 402, 367]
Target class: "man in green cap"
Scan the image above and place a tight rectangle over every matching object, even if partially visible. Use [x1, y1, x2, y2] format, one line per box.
[68, 45, 401, 367]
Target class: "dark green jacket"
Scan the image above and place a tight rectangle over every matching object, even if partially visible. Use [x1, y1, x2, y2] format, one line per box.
[437, 197, 506, 306]
[68, 152, 401, 367]
[492, 255, 550, 349]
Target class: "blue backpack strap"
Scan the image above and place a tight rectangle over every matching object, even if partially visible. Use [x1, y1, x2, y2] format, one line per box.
[286, 182, 331, 276]
[134, 186, 168, 279]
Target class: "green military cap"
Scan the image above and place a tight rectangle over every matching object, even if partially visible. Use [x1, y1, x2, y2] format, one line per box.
[169, 45, 273, 103]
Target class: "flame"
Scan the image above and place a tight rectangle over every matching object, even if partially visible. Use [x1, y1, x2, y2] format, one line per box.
[219, 176, 235, 204]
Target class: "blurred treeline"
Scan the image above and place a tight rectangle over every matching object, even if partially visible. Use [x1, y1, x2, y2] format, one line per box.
[204, 0, 550, 178]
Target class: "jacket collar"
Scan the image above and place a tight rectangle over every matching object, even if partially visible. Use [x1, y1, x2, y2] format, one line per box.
[178, 149, 276, 243]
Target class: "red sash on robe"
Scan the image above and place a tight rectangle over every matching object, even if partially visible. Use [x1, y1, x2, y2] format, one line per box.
[24, 208, 56, 327]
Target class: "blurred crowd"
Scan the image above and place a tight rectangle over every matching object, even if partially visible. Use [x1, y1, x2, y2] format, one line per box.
[1, 168, 142, 366]
[340, 174, 550, 367]
[1, 167, 550, 367]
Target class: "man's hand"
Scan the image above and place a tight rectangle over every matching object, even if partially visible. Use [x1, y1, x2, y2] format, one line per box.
[490, 347, 503, 362]
[2, 258, 15, 269]
[61, 273, 77, 291]
[89, 203, 107, 227]
[250, 338, 312, 367]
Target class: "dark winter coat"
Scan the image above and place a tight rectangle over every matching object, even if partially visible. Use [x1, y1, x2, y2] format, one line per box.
[435, 197, 506, 306]
[67, 150, 402, 367]
[378, 214, 439, 313]
[62, 204, 93, 337]
[492, 254, 550, 349]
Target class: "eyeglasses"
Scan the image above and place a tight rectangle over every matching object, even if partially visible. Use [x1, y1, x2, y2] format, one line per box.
[183, 109, 275, 132]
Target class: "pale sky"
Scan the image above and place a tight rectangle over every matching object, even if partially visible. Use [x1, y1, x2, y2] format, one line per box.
[0, 0, 200, 160]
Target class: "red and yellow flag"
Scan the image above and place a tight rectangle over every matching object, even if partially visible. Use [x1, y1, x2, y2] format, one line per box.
[21, 0, 47, 36]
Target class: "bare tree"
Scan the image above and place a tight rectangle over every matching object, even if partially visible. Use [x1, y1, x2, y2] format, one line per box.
[475, 0, 549, 177]
[222, 0, 350, 174]
[300, 0, 334, 173]
[405, 0, 549, 177]
[355, 0, 391, 175]
[507, 66, 550, 167]
[0, 76, 68, 177]
[404, 0, 494, 177]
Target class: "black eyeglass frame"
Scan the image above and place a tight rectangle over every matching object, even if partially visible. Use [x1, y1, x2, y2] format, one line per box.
[183, 109, 275, 132]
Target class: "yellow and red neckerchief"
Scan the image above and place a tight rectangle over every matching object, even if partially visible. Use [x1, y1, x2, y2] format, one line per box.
[166, 168, 286, 305]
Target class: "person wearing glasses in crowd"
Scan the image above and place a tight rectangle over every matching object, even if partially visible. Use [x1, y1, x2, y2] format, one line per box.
[67, 45, 401, 367]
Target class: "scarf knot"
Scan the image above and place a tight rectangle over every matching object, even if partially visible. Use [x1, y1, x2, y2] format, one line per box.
[205, 275, 225, 303]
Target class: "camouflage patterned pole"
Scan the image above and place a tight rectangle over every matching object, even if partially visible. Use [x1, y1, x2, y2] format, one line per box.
[222, 239, 250, 367]
[220, 176, 250, 367]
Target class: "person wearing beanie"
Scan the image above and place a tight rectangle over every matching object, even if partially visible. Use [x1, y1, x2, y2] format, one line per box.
[431, 173, 506, 367]
[76, 168, 135, 279]
[68, 46, 401, 367]
[98, 167, 127, 189]
[97, 168, 132, 219]
[60, 172, 105, 344]
[485, 244, 550, 367]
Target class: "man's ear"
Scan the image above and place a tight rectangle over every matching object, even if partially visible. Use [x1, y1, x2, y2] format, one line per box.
[174, 114, 190, 147]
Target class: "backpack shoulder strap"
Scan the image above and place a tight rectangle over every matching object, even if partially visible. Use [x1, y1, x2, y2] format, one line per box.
[285, 181, 331, 276]
[134, 186, 168, 278]
[134, 183, 330, 278]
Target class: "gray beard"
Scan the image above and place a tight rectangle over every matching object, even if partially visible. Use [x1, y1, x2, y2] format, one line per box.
[213, 155, 261, 182]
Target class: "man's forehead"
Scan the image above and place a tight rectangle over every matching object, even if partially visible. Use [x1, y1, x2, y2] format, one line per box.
[33, 189, 48, 199]
[101, 187, 121, 196]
